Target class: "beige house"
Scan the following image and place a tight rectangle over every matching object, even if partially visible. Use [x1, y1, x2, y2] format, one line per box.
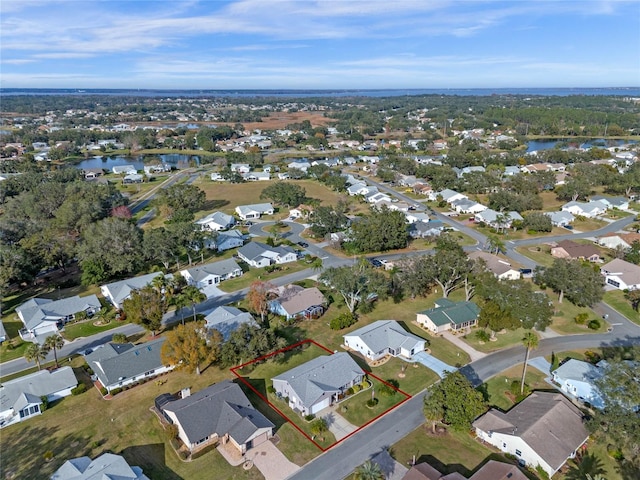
[468, 251, 521, 280]
[550, 240, 601, 262]
[416, 299, 479, 334]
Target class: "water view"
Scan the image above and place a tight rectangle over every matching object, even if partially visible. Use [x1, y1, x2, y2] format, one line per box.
[526, 138, 636, 153]
[74, 153, 200, 171]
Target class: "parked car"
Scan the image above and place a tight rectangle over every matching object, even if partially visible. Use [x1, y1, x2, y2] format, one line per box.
[297, 241, 309, 248]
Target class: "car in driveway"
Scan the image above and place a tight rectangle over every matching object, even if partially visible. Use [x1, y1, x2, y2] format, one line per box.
[297, 241, 309, 248]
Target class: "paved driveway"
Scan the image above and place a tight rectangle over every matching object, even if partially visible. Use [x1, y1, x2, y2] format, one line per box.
[528, 356, 552, 375]
[248, 440, 300, 480]
[201, 284, 225, 298]
[411, 351, 456, 378]
[318, 407, 358, 441]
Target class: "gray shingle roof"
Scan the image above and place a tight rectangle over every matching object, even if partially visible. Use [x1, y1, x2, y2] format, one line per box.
[204, 306, 257, 340]
[0, 366, 77, 413]
[272, 353, 363, 409]
[182, 258, 241, 283]
[161, 380, 273, 446]
[552, 359, 602, 384]
[50, 453, 149, 480]
[344, 320, 424, 355]
[101, 272, 164, 308]
[85, 338, 167, 388]
[238, 242, 271, 262]
[16, 295, 101, 330]
[195, 211, 234, 228]
[236, 203, 273, 216]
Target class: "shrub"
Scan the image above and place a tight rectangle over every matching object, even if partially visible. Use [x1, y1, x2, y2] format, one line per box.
[304, 414, 315, 422]
[310, 418, 328, 435]
[43, 451, 54, 462]
[475, 329, 491, 342]
[100, 387, 108, 396]
[112, 333, 127, 343]
[574, 313, 589, 325]
[110, 387, 122, 396]
[267, 385, 275, 394]
[366, 398, 378, 408]
[352, 384, 361, 393]
[377, 382, 397, 397]
[535, 465, 550, 480]
[329, 312, 358, 330]
[71, 384, 87, 395]
[40, 396, 49, 412]
[346, 387, 354, 396]
[588, 319, 601, 330]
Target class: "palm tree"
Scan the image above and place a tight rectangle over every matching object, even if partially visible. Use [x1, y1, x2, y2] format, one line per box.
[565, 452, 606, 480]
[520, 330, 539, 395]
[24, 343, 48, 371]
[181, 285, 206, 323]
[43, 335, 65, 368]
[486, 234, 505, 255]
[174, 293, 190, 325]
[354, 460, 384, 480]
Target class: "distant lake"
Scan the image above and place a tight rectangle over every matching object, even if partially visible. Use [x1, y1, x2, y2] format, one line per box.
[526, 138, 636, 153]
[74, 154, 200, 171]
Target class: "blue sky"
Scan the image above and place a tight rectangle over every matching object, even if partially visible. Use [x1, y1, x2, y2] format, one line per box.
[1, 0, 639, 89]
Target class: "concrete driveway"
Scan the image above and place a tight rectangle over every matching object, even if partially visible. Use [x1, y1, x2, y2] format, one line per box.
[318, 407, 358, 441]
[411, 351, 456, 378]
[248, 440, 300, 480]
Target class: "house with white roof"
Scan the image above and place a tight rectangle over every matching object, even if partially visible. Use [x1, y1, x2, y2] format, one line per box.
[545, 210, 575, 227]
[195, 211, 235, 231]
[235, 203, 274, 220]
[596, 232, 640, 250]
[561, 201, 607, 218]
[451, 198, 487, 214]
[552, 359, 604, 409]
[0, 367, 77, 428]
[365, 191, 392, 204]
[405, 212, 430, 224]
[474, 209, 523, 229]
[438, 189, 467, 204]
[343, 320, 425, 362]
[590, 195, 629, 210]
[204, 306, 257, 340]
[347, 182, 372, 196]
[112, 165, 137, 175]
[101, 272, 165, 310]
[180, 259, 243, 290]
[601, 258, 640, 290]
[288, 160, 311, 171]
[237, 242, 297, 268]
[242, 171, 270, 181]
[229, 163, 251, 173]
[51, 453, 149, 480]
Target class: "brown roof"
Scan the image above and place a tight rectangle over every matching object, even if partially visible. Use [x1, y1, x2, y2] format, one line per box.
[402, 463, 443, 480]
[469, 461, 528, 480]
[473, 392, 589, 472]
[553, 240, 600, 260]
[468, 251, 517, 276]
[277, 287, 326, 316]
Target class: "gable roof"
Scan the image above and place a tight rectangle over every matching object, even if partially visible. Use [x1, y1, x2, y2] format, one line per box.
[160, 380, 273, 446]
[469, 460, 528, 480]
[468, 251, 517, 276]
[236, 203, 273, 216]
[553, 240, 600, 259]
[101, 272, 164, 307]
[418, 300, 480, 327]
[545, 210, 575, 223]
[476, 209, 522, 223]
[601, 258, 640, 285]
[274, 287, 326, 316]
[552, 358, 602, 384]
[344, 320, 424, 354]
[272, 353, 363, 409]
[472, 392, 588, 472]
[182, 259, 241, 282]
[195, 211, 234, 228]
[51, 453, 149, 480]
[238, 241, 295, 262]
[204, 306, 257, 340]
[0, 366, 77, 413]
[16, 295, 101, 330]
[85, 338, 167, 388]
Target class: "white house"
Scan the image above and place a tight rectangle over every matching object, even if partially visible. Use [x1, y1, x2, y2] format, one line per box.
[204, 306, 257, 340]
[51, 453, 149, 480]
[416, 299, 479, 334]
[101, 272, 165, 310]
[213, 230, 246, 252]
[235, 203, 274, 220]
[347, 182, 369, 196]
[473, 392, 589, 478]
[237, 242, 297, 268]
[474, 209, 523, 229]
[561, 201, 607, 218]
[545, 210, 575, 227]
[195, 211, 235, 231]
[438, 189, 467, 204]
[242, 171, 270, 181]
[405, 212, 431, 224]
[365, 191, 392, 204]
[552, 359, 604, 409]
[0, 367, 77, 428]
[180, 258, 243, 289]
[468, 251, 521, 280]
[590, 195, 629, 210]
[601, 258, 640, 290]
[343, 320, 425, 362]
[288, 160, 311, 171]
[451, 198, 487, 214]
[112, 165, 137, 175]
[229, 163, 251, 173]
[596, 232, 640, 250]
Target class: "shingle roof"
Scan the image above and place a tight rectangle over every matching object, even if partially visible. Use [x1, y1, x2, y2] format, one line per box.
[16, 295, 101, 330]
[468, 251, 516, 276]
[418, 300, 480, 327]
[275, 287, 326, 317]
[51, 453, 149, 480]
[161, 380, 273, 446]
[272, 353, 363, 409]
[344, 320, 424, 355]
[469, 460, 528, 480]
[204, 306, 257, 340]
[85, 338, 167, 388]
[182, 259, 241, 283]
[195, 211, 234, 228]
[472, 392, 589, 473]
[101, 272, 164, 308]
[552, 359, 602, 384]
[238, 242, 271, 261]
[236, 203, 273, 216]
[0, 366, 77, 413]
[553, 240, 600, 259]
[601, 258, 640, 285]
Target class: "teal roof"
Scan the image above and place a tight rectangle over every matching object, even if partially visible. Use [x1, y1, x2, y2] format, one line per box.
[419, 299, 479, 327]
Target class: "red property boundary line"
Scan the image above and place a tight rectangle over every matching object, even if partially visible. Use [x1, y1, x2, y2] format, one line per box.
[230, 338, 412, 452]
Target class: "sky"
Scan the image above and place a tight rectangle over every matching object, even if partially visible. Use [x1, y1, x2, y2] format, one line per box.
[1, 0, 639, 89]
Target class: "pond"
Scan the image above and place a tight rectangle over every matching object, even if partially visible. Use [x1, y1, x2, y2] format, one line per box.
[526, 138, 635, 153]
[74, 153, 200, 171]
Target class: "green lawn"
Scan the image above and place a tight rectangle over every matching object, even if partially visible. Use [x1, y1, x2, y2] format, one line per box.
[62, 319, 129, 341]
[218, 261, 309, 292]
[515, 245, 555, 267]
[462, 327, 530, 354]
[338, 378, 407, 426]
[368, 357, 439, 395]
[603, 290, 640, 325]
[481, 365, 551, 411]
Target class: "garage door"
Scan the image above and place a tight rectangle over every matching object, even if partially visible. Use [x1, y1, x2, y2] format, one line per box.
[310, 397, 331, 414]
[250, 431, 270, 448]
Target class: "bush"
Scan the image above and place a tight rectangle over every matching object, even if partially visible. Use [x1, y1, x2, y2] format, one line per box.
[112, 333, 127, 343]
[366, 398, 378, 408]
[352, 384, 362, 393]
[475, 329, 491, 342]
[329, 312, 358, 330]
[71, 384, 87, 395]
[110, 387, 122, 396]
[100, 387, 108, 396]
[267, 385, 275, 394]
[377, 382, 397, 397]
[40, 395, 49, 412]
[574, 313, 589, 325]
[588, 319, 601, 330]
[43, 451, 54, 462]
[304, 414, 315, 422]
[346, 387, 354, 396]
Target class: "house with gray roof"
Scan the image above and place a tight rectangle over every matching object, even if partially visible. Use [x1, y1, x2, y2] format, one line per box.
[601, 258, 640, 290]
[416, 299, 479, 334]
[195, 211, 235, 231]
[269, 285, 326, 320]
[474, 209, 523, 228]
[85, 338, 174, 393]
[1, 366, 77, 428]
[468, 251, 521, 280]
[112, 165, 137, 175]
[272, 352, 364, 415]
[158, 380, 274, 454]
[180, 259, 243, 290]
[16, 295, 101, 341]
[438, 189, 467, 204]
[211, 229, 246, 252]
[545, 210, 575, 227]
[101, 272, 164, 310]
[343, 320, 426, 362]
[590, 195, 629, 210]
[51, 453, 149, 480]
[552, 359, 604, 409]
[473, 392, 589, 477]
[561, 200, 607, 218]
[451, 198, 487, 214]
[237, 241, 297, 268]
[235, 203, 274, 220]
[204, 306, 257, 340]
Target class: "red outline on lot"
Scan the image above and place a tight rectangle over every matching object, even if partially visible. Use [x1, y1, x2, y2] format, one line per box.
[230, 338, 411, 451]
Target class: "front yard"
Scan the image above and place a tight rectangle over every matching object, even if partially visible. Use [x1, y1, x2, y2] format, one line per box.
[603, 289, 640, 325]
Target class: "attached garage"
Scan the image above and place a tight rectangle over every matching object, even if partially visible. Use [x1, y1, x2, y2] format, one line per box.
[310, 396, 332, 415]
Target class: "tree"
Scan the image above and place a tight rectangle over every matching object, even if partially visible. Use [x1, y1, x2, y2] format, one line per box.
[424, 235, 472, 298]
[556, 178, 592, 202]
[565, 452, 606, 480]
[427, 371, 486, 431]
[534, 259, 604, 306]
[485, 234, 505, 254]
[523, 211, 553, 232]
[260, 181, 306, 207]
[122, 286, 165, 336]
[309, 203, 349, 238]
[423, 391, 445, 434]
[219, 323, 288, 367]
[624, 240, 640, 265]
[625, 289, 640, 311]
[156, 183, 206, 219]
[179, 285, 206, 323]
[246, 280, 274, 325]
[43, 334, 65, 369]
[347, 206, 408, 253]
[161, 322, 216, 375]
[143, 227, 178, 270]
[520, 331, 539, 395]
[478, 300, 518, 338]
[24, 343, 48, 370]
[310, 418, 328, 437]
[319, 261, 389, 313]
[354, 460, 384, 480]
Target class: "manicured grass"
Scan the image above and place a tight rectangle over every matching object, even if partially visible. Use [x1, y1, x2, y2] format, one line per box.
[544, 349, 602, 365]
[368, 357, 439, 395]
[338, 378, 406, 426]
[572, 440, 623, 480]
[547, 290, 610, 334]
[481, 365, 550, 411]
[217, 261, 309, 292]
[515, 245, 555, 267]
[62, 319, 129, 341]
[462, 328, 530, 354]
[603, 289, 640, 325]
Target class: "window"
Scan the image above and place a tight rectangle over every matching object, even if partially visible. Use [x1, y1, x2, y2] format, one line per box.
[607, 279, 620, 288]
[515, 449, 522, 457]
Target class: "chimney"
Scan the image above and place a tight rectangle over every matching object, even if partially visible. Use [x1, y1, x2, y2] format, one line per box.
[181, 387, 191, 399]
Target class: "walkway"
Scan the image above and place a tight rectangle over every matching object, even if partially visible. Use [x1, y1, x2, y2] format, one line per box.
[410, 351, 456, 378]
[441, 331, 487, 362]
[317, 405, 358, 441]
[248, 440, 300, 480]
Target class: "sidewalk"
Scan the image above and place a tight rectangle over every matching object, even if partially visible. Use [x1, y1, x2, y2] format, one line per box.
[441, 331, 487, 362]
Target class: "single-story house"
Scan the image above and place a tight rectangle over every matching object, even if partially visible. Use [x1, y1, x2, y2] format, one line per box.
[347, 182, 369, 196]
[289, 204, 314, 219]
[552, 359, 604, 409]
[545, 210, 575, 227]
[180, 259, 243, 289]
[457, 165, 486, 178]
[210, 172, 225, 181]
[0, 321, 6, 343]
[408, 220, 444, 239]
[416, 298, 480, 334]
[504, 166, 522, 177]
[467, 251, 521, 280]
[0, 367, 77, 428]
[269, 285, 326, 320]
[288, 160, 311, 171]
[365, 191, 393, 204]
[272, 352, 364, 415]
[601, 258, 640, 290]
[195, 211, 235, 231]
[473, 392, 589, 478]
[122, 174, 143, 184]
[85, 338, 174, 393]
[237, 242, 297, 268]
[242, 171, 270, 181]
[451, 198, 487, 214]
[230, 163, 251, 173]
[101, 272, 165, 310]
[112, 165, 137, 175]
[550, 240, 601, 262]
[204, 306, 257, 340]
[235, 203, 274, 220]
[51, 453, 149, 480]
[402, 459, 527, 480]
[83, 168, 104, 179]
[213, 229, 246, 252]
[438, 189, 467, 204]
[343, 320, 425, 362]
[596, 232, 640, 250]
[158, 380, 274, 454]
[405, 212, 430, 224]
[561, 201, 607, 218]
[16, 295, 101, 341]
[590, 195, 629, 210]
[474, 209, 523, 228]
